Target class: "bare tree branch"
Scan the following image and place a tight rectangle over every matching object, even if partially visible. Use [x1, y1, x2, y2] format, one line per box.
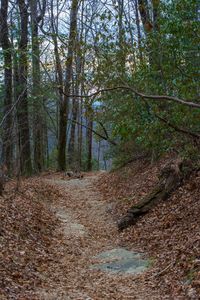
[97, 121, 109, 139]
[155, 114, 200, 140]
[61, 85, 200, 109]
[68, 119, 117, 146]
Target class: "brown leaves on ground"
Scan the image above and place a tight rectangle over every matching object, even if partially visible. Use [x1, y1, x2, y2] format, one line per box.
[36, 174, 165, 300]
[97, 158, 200, 299]
[0, 179, 62, 300]
[1, 161, 200, 299]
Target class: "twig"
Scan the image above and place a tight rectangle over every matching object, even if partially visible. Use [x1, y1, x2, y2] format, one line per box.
[151, 261, 176, 278]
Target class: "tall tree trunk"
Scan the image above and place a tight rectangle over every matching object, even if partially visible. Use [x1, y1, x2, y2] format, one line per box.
[58, 0, 79, 171]
[17, 0, 32, 175]
[134, 0, 143, 62]
[137, 0, 153, 34]
[151, 0, 162, 78]
[68, 88, 79, 167]
[30, 0, 44, 172]
[50, 0, 63, 155]
[51, 0, 63, 113]
[12, 46, 21, 175]
[78, 81, 84, 170]
[152, 0, 160, 32]
[116, 0, 126, 75]
[68, 41, 82, 167]
[138, 0, 162, 85]
[77, 1, 85, 171]
[86, 107, 93, 171]
[0, 0, 13, 174]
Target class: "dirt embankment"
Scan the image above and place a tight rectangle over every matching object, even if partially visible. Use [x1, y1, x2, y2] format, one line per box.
[97, 158, 200, 299]
[0, 179, 62, 299]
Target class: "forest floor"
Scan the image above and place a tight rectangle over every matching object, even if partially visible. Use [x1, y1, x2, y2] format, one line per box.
[1, 160, 200, 299]
[36, 172, 163, 300]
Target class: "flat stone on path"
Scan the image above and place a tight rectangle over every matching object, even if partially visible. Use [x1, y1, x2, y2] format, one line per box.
[90, 247, 148, 275]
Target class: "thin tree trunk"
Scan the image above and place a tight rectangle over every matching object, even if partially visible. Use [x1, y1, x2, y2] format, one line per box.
[51, 0, 63, 107]
[12, 43, 20, 174]
[30, 0, 44, 172]
[97, 141, 101, 170]
[78, 84, 83, 170]
[86, 107, 93, 171]
[116, 0, 126, 75]
[77, 1, 85, 171]
[134, 0, 143, 62]
[152, 0, 160, 32]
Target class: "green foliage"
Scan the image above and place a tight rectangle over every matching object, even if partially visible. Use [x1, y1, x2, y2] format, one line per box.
[48, 148, 58, 170]
[92, 0, 200, 165]
[81, 151, 100, 171]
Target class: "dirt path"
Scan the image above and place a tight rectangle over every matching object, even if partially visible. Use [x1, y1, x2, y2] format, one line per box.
[38, 173, 167, 300]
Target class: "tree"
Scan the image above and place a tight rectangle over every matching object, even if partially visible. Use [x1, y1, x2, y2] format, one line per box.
[30, 0, 46, 172]
[58, 0, 79, 171]
[0, 0, 13, 173]
[17, 0, 32, 175]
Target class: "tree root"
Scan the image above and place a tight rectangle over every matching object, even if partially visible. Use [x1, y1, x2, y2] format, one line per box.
[118, 159, 193, 231]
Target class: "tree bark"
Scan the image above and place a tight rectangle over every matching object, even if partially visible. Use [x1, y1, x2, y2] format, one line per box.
[0, 0, 13, 174]
[86, 107, 93, 171]
[134, 0, 143, 62]
[68, 40, 82, 167]
[30, 0, 44, 172]
[152, 0, 160, 32]
[118, 159, 193, 231]
[58, 0, 79, 171]
[116, 0, 126, 75]
[17, 0, 32, 175]
[68, 88, 79, 167]
[137, 0, 153, 33]
[50, 0, 64, 115]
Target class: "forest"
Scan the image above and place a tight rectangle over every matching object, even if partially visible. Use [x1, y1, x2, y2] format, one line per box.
[0, 0, 199, 175]
[0, 0, 200, 299]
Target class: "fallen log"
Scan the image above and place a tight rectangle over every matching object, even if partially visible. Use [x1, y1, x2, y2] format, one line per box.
[118, 159, 193, 231]
[62, 171, 83, 179]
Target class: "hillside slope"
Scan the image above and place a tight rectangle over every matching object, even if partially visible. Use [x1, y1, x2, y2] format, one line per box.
[0, 179, 62, 299]
[97, 158, 200, 299]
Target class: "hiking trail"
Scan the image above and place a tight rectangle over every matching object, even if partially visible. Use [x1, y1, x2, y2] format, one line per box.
[38, 173, 166, 300]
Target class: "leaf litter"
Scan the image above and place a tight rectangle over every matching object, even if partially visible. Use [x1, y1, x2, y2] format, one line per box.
[98, 158, 200, 299]
[0, 161, 199, 299]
